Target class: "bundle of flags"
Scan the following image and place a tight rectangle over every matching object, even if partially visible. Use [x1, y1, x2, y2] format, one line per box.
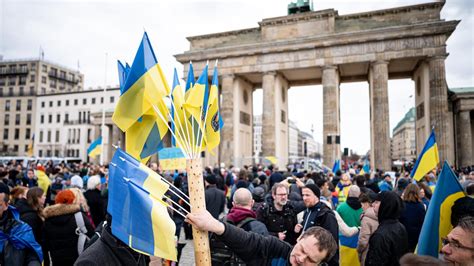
[411, 130, 439, 181]
[113, 32, 223, 163]
[416, 161, 465, 257]
[108, 148, 177, 260]
[87, 136, 102, 158]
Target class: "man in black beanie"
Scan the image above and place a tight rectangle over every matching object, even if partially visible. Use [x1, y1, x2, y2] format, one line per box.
[295, 184, 339, 266]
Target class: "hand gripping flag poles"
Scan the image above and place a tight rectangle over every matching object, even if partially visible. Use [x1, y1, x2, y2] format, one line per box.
[112, 32, 223, 265]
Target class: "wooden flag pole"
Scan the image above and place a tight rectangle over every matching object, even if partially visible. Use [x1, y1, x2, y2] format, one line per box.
[186, 158, 211, 265]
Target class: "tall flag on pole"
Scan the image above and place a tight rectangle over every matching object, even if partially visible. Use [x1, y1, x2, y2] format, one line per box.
[204, 64, 223, 153]
[416, 161, 465, 257]
[332, 159, 341, 173]
[27, 134, 35, 157]
[87, 137, 102, 158]
[359, 159, 370, 175]
[112, 32, 170, 162]
[108, 149, 177, 261]
[411, 130, 439, 181]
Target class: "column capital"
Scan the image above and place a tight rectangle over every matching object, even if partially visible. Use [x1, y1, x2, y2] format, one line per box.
[371, 60, 389, 66]
[222, 73, 235, 80]
[322, 65, 338, 71]
[427, 54, 448, 62]
[263, 71, 277, 77]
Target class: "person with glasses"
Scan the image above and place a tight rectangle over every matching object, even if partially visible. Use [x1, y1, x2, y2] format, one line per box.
[441, 216, 474, 265]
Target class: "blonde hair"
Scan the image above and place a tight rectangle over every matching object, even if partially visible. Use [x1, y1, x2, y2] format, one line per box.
[69, 187, 90, 212]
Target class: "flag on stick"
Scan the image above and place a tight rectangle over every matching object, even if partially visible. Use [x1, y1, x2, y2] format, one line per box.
[204, 64, 223, 153]
[411, 130, 439, 181]
[87, 137, 102, 158]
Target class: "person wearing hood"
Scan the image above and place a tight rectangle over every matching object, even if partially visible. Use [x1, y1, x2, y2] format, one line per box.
[366, 191, 408, 266]
[357, 192, 379, 266]
[336, 185, 363, 227]
[226, 188, 268, 236]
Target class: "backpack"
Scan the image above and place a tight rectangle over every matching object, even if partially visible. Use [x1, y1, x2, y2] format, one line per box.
[74, 212, 90, 255]
[210, 217, 255, 266]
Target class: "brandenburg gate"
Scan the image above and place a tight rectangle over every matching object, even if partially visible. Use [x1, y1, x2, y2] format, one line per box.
[175, 1, 458, 171]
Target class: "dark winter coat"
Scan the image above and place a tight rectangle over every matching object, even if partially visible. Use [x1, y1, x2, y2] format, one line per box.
[14, 199, 43, 244]
[43, 204, 94, 266]
[301, 201, 339, 266]
[83, 189, 106, 227]
[226, 206, 268, 236]
[216, 222, 293, 265]
[399, 201, 426, 252]
[74, 223, 148, 266]
[205, 185, 226, 220]
[366, 191, 408, 266]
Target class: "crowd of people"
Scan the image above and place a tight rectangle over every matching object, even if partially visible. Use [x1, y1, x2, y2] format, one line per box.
[0, 159, 473, 265]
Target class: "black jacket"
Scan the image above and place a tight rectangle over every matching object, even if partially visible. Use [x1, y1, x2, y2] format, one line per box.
[366, 191, 408, 266]
[83, 189, 106, 228]
[14, 199, 43, 244]
[43, 204, 94, 266]
[205, 185, 226, 219]
[301, 202, 339, 266]
[257, 199, 305, 245]
[74, 223, 148, 266]
[217, 222, 293, 265]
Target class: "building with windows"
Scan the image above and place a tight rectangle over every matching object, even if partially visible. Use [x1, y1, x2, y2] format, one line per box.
[391, 107, 416, 161]
[34, 87, 120, 161]
[0, 58, 83, 156]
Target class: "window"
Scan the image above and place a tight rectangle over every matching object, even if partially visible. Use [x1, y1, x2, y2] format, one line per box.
[41, 101, 45, 108]
[41, 88, 46, 94]
[0, 88, 2, 97]
[3, 129, 8, 139]
[39, 131, 43, 142]
[38, 150, 43, 157]
[65, 113, 69, 123]
[60, 70, 66, 79]
[51, 68, 57, 76]
[55, 130, 60, 142]
[19, 87, 24, 96]
[25, 128, 31, 139]
[19, 76, 26, 85]
[54, 150, 59, 157]
[56, 114, 60, 123]
[16, 100, 21, 111]
[49, 101, 53, 107]
[30, 75, 35, 83]
[14, 129, 19, 140]
[0, 77, 4, 85]
[2, 145, 6, 152]
[15, 114, 20, 125]
[4, 114, 9, 125]
[13, 145, 18, 152]
[92, 98, 96, 104]
[47, 131, 51, 142]
[87, 111, 90, 123]
[8, 87, 13, 96]
[27, 99, 32, 110]
[41, 76, 46, 84]
[29, 87, 34, 95]
[42, 65, 47, 73]
[9, 77, 16, 86]
[57, 100, 61, 107]
[46, 150, 51, 157]
[5, 100, 10, 111]
[87, 128, 92, 143]
[26, 114, 31, 125]
[24, 145, 28, 153]
[77, 129, 81, 143]
[74, 99, 78, 105]
[83, 98, 87, 105]
[101, 97, 104, 104]
[110, 96, 115, 103]
[66, 100, 69, 106]
[50, 79, 56, 88]
[48, 114, 52, 123]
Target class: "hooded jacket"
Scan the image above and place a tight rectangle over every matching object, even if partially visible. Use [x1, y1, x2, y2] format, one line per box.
[43, 203, 94, 266]
[365, 191, 408, 266]
[336, 197, 363, 227]
[227, 206, 268, 236]
[357, 207, 378, 266]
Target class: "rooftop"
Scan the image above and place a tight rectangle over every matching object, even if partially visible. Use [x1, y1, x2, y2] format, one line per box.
[393, 107, 416, 134]
[449, 87, 474, 94]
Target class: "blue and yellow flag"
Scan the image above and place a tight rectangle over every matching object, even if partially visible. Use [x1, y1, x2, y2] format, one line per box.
[117, 60, 131, 94]
[416, 161, 465, 257]
[87, 137, 102, 158]
[171, 69, 190, 149]
[340, 234, 360, 266]
[205, 65, 224, 153]
[332, 159, 341, 173]
[108, 149, 177, 261]
[411, 130, 439, 181]
[113, 32, 170, 162]
[359, 159, 370, 175]
[185, 62, 195, 94]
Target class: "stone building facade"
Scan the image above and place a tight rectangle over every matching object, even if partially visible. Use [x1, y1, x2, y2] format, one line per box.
[175, 1, 459, 170]
[391, 108, 416, 161]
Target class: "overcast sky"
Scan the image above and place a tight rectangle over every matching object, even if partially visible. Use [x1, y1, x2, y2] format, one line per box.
[1, 0, 472, 155]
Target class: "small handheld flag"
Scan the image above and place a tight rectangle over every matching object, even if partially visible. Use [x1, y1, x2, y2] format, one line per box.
[411, 130, 439, 181]
[87, 137, 102, 158]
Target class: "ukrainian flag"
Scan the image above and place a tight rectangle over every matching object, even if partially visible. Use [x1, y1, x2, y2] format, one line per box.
[117, 60, 131, 94]
[411, 130, 439, 181]
[205, 65, 224, 153]
[185, 62, 195, 94]
[332, 159, 341, 173]
[112, 32, 170, 162]
[109, 149, 177, 261]
[359, 159, 370, 175]
[416, 161, 465, 257]
[87, 137, 102, 158]
[171, 68, 190, 149]
[340, 234, 360, 266]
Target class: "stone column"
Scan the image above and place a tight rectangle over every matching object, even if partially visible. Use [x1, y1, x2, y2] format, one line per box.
[322, 66, 340, 166]
[428, 56, 452, 163]
[370, 61, 391, 171]
[457, 111, 472, 167]
[262, 71, 277, 158]
[219, 74, 235, 166]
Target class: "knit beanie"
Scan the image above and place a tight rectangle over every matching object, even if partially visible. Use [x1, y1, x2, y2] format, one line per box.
[304, 184, 321, 198]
